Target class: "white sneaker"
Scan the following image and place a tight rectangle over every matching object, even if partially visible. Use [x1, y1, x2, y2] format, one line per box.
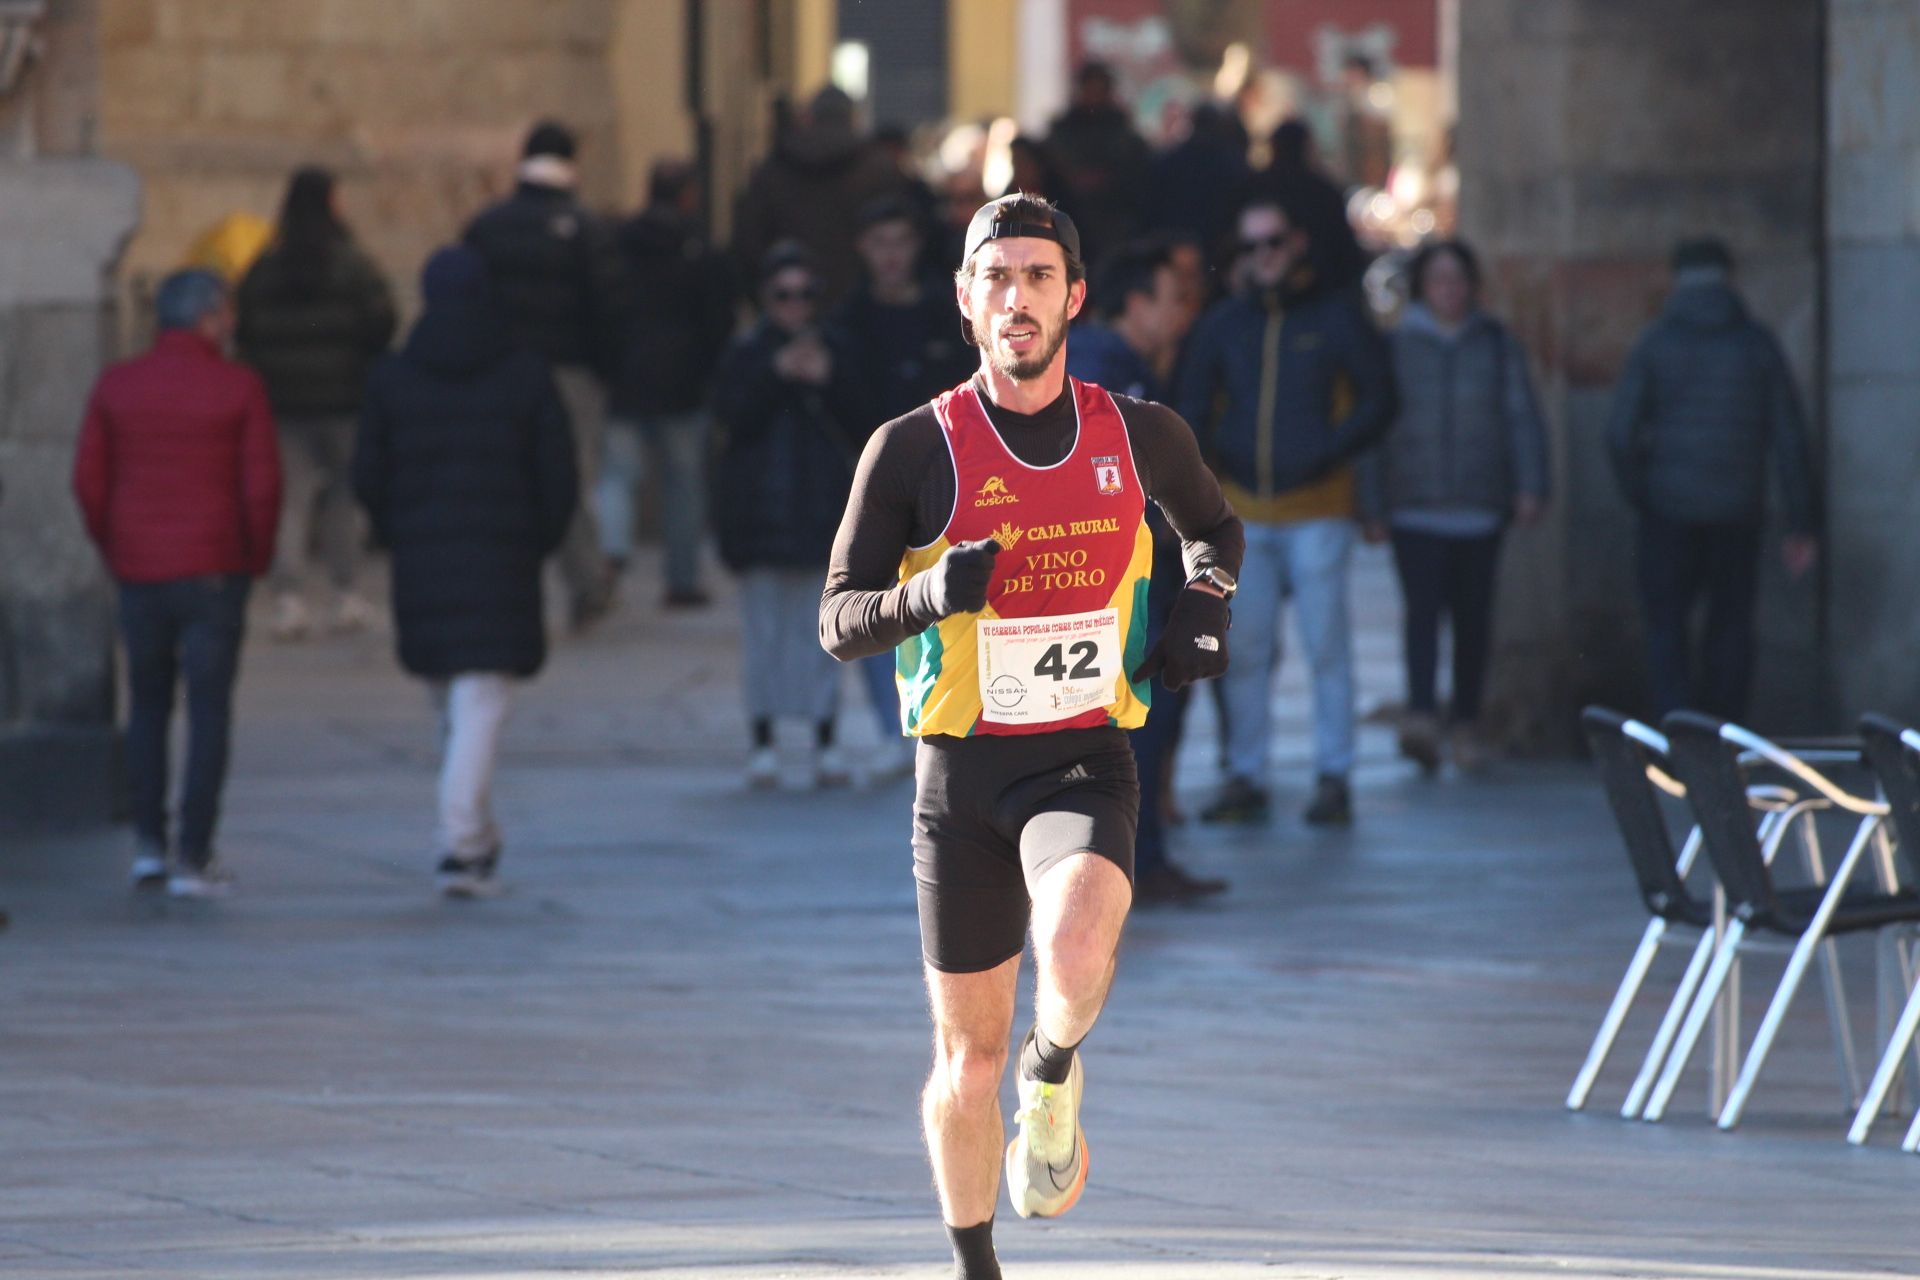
[167, 863, 234, 899]
[746, 746, 780, 790]
[130, 853, 168, 892]
[330, 591, 379, 634]
[814, 745, 853, 789]
[268, 593, 313, 642]
[1006, 1044, 1089, 1219]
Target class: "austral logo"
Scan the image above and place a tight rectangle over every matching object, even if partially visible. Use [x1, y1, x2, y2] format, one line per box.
[974, 476, 1020, 507]
[990, 521, 1025, 549]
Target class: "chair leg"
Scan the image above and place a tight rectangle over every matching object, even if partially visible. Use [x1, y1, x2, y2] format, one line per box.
[1716, 818, 1880, 1131]
[1645, 920, 1746, 1123]
[1623, 928, 1715, 1119]
[1904, 1102, 1920, 1154]
[1569, 919, 1668, 1111]
[1816, 933, 1864, 1110]
[1803, 819, 1865, 1109]
[1850, 974, 1920, 1145]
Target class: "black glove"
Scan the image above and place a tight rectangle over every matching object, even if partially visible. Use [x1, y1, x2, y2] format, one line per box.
[909, 538, 1001, 621]
[1130, 586, 1230, 691]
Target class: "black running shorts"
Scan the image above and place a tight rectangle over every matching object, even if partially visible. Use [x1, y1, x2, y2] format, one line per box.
[912, 726, 1139, 974]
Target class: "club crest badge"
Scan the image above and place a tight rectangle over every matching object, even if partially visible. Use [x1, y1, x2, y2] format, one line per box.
[1092, 455, 1124, 496]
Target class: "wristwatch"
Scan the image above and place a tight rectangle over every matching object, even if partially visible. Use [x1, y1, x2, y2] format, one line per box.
[1188, 566, 1237, 599]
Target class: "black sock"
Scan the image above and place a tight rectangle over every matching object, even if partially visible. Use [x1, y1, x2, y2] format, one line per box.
[751, 718, 773, 748]
[947, 1218, 1001, 1280]
[815, 719, 836, 748]
[1020, 1025, 1079, 1085]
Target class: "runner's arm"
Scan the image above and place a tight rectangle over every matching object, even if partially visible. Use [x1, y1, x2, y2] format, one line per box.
[1122, 398, 1246, 582]
[819, 414, 946, 660]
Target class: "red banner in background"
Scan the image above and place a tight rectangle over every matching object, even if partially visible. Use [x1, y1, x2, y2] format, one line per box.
[1066, 0, 1438, 78]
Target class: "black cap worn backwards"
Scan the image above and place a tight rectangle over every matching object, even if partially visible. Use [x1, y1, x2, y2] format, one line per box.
[962, 195, 1083, 274]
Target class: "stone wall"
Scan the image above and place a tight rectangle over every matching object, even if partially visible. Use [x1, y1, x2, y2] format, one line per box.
[1456, 0, 1828, 745]
[96, 0, 648, 318]
[0, 159, 140, 822]
[1826, 0, 1920, 722]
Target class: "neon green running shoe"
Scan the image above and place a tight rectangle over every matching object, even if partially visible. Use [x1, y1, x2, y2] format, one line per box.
[1005, 1048, 1088, 1218]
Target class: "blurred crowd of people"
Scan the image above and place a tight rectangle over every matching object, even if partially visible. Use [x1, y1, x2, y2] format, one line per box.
[69, 66, 1818, 903]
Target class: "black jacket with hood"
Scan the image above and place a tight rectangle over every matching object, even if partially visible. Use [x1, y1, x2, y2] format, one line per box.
[353, 248, 577, 679]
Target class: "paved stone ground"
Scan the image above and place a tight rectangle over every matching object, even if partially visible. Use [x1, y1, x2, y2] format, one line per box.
[2, 547, 1916, 1278]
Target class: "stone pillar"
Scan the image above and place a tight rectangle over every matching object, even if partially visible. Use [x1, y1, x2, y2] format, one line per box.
[1456, 0, 1826, 747]
[0, 157, 140, 822]
[1826, 0, 1920, 722]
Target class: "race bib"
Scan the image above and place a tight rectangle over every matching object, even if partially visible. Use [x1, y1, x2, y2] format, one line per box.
[976, 608, 1122, 727]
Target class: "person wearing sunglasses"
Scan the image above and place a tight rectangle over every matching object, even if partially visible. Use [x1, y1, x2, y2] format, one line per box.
[713, 242, 871, 790]
[1174, 189, 1397, 828]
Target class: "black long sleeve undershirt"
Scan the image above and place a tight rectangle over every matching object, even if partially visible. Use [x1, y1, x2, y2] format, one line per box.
[819, 378, 1245, 660]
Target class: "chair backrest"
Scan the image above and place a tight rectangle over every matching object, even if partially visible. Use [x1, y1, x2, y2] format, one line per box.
[1663, 711, 1782, 925]
[1581, 706, 1706, 924]
[1860, 714, 1920, 887]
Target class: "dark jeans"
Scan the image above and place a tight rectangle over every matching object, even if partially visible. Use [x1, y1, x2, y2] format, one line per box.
[119, 575, 251, 865]
[1129, 680, 1188, 880]
[1636, 516, 1761, 721]
[1389, 528, 1504, 722]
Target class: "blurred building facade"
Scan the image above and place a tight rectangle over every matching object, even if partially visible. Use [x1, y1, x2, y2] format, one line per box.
[1458, 0, 1920, 744]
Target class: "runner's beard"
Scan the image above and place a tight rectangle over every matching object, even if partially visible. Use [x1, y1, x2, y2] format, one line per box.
[984, 301, 1070, 381]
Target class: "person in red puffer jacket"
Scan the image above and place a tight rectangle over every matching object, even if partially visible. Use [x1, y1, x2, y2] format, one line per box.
[72, 269, 282, 900]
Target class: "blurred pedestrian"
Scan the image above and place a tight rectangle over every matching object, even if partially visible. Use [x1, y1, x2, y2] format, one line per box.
[1360, 240, 1549, 774]
[237, 166, 397, 641]
[732, 86, 909, 305]
[72, 270, 282, 898]
[1068, 240, 1227, 903]
[1140, 101, 1250, 259]
[352, 248, 578, 899]
[833, 197, 975, 780]
[1607, 237, 1819, 721]
[464, 120, 627, 631]
[1263, 119, 1370, 293]
[1334, 55, 1394, 191]
[714, 244, 869, 788]
[603, 159, 735, 608]
[1176, 192, 1396, 826]
[1045, 61, 1151, 266]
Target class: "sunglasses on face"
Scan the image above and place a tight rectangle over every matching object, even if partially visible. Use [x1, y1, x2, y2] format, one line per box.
[768, 287, 818, 304]
[1240, 233, 1290, 254]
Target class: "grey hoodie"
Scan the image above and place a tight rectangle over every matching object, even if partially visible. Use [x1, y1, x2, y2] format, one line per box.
[1360, 303, 1549, 524]
[1605, 277, 1818, 531]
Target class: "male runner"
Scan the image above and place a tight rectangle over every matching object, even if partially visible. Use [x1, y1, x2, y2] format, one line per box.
[820, 194, 1244, 1279]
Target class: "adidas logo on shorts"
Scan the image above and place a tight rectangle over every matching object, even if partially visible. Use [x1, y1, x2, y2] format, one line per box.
[1060, 763, 1092, 783]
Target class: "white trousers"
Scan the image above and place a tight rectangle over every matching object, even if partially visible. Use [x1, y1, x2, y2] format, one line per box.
[431, 673, 517, 858]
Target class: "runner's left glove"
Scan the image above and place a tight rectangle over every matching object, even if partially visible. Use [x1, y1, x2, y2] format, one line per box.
[1129, 586, 1230, 691]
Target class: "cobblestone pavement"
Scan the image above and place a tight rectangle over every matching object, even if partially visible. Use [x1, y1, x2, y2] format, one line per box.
[1, 548, 1914, 1277]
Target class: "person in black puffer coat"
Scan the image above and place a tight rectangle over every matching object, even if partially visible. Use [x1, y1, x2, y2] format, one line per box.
[1607, 237, 1820, 722]
[352, 247, 577, 896]
[712, 242, 870, 789]
[238, 166, 397, 639]
[464, 120, 628, 629]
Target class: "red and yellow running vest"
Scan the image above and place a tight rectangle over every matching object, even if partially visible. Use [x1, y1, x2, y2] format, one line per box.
[896, 378, 1154, 737]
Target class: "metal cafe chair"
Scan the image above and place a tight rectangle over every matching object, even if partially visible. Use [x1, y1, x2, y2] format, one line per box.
[1647, 712, 1916, 1131]
[1566, 707, 1804, 1118]
[1847, 715, 1920, 1148]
